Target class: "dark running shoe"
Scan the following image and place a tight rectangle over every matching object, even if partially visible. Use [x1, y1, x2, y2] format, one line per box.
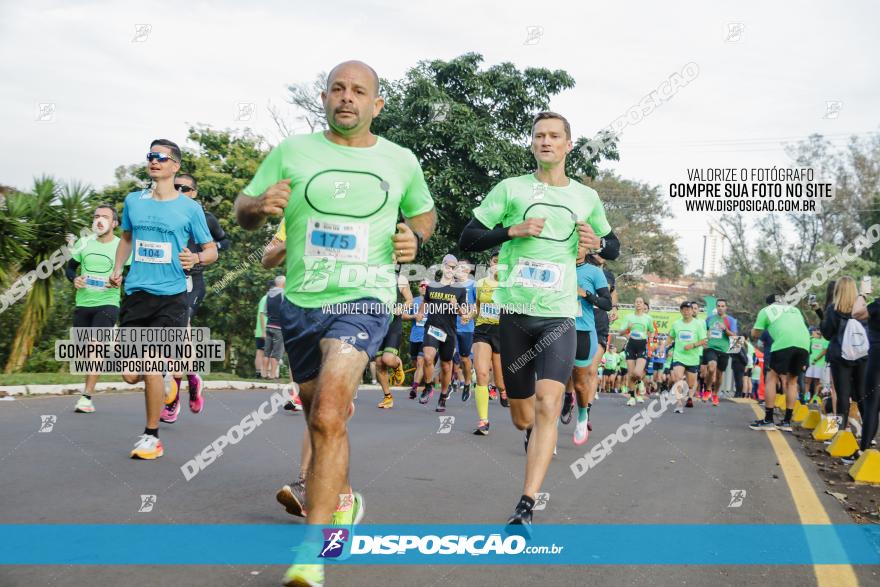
[749, 419, 776, 431]
[505, 502, 533, 538]
[560, 391, 575, 425]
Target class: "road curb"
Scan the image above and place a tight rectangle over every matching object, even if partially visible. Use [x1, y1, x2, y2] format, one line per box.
[0, 382, 389, 397]
[0, 380, 294, 396]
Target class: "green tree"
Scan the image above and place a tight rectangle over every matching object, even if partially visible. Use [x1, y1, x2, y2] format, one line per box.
[3, 177, 93, 372]
[0, 187, 34, 283]
[714, 131, 880, 328]
[584, 171, 684, 283]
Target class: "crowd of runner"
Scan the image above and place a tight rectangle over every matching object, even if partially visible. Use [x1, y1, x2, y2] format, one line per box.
[59, 59, 879, 587]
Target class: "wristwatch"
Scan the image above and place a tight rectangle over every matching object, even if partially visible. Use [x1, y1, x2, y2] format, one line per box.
[414, 231, 424, 250]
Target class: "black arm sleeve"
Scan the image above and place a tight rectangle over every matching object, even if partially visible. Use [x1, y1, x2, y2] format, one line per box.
[65, 259, 80, 282]
[585, 287, 613, 311]
[458, 218, 512, 252]
[598, 230, 620, 261]
[206, 213, 231, 251]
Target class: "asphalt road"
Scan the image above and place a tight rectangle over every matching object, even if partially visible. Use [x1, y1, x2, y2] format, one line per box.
[0, 387, 875, 586]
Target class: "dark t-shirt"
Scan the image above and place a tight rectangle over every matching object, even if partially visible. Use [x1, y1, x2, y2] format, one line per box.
[867, 300, 880, 347]
[265, 288, 284, 328]
[188, 210, 229, 276]
[594, 268, 616, 333]
[424, 281, 467, 334]
[603, 268, 616, 293]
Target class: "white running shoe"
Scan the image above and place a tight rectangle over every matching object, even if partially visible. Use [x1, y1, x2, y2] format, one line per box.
[130, 434, 163, 459]
[74, 395, 95, 413]
[574, 418, 589, 445]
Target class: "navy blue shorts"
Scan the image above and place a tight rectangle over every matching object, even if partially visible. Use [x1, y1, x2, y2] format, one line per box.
[456, 331, 474, 358]
[279, 297, 390, 383]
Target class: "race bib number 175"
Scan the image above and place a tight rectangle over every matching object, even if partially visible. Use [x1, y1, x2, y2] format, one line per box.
[305, 219, 368, 262]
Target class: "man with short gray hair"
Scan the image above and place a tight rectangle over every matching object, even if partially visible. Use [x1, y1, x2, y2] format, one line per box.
[263, 275, 286, 379]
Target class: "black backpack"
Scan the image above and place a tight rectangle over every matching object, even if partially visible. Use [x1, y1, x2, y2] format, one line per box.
[266, 291, 283, 326]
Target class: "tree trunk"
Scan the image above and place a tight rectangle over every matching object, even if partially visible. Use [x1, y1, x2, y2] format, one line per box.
[4, 279, 52, 373]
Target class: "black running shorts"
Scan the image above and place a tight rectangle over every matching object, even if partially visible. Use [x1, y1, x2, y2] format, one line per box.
[73, 305, 119, 328]
[120, 291, 189, 328]
[500, 313, 576, 400]
[473, 323, 501, 354]
[624, 339, 648, 361]
[703, 348, 730, 372]
[423, 323, 457, 362]
[768, 347, 809, 377]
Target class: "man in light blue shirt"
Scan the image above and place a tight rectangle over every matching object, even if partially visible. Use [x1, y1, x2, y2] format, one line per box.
[110, 138, 216, 461]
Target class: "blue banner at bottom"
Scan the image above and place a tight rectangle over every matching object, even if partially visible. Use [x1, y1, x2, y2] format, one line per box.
[2, 524, 879, 565]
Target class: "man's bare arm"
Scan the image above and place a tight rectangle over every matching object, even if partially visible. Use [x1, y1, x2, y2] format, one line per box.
[261, 238, 286, 269]
[406, 208, 437, 244]
[235, 179, 291, 231]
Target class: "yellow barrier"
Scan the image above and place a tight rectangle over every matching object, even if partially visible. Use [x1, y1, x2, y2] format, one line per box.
[826, 431, 858, 457]
[801, 410, 822, 430]
[849, 449, 880, 484]
[811, 416, 838, 441]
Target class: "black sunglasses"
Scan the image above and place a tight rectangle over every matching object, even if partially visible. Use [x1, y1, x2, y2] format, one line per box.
[174, 184, 195, 193]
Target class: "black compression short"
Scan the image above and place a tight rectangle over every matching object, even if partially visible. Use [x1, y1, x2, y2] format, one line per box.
[379, 315, 403, 355]
[500, 313, 576, 399]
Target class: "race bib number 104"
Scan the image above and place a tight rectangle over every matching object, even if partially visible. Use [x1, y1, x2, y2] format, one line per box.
[135, 240, 172, 264]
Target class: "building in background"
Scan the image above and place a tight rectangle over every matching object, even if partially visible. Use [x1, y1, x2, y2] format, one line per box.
[701, 226, 725, 277]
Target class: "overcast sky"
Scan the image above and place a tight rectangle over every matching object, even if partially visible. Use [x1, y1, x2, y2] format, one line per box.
[1, 0, 877, 272]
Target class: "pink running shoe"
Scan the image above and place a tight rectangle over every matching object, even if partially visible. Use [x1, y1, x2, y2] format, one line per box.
[187, 373, 204, 414]
[160, 395, 181, 423]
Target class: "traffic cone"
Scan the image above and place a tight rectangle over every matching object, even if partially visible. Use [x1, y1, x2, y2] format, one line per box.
[774, 394, 786, 410]
[826, 431, 858, 457]
[849, 449, 880, 484]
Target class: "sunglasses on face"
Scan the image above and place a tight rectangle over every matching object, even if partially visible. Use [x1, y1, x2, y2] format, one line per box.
[147, 152, 178, 164]
[174, 184, 195, 193]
